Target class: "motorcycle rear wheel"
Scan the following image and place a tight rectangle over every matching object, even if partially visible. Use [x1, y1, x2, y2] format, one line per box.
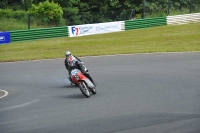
[79, 82, 90, 98]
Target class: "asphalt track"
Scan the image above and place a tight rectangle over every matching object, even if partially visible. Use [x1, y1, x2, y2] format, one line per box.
[0, 52, 200, 133]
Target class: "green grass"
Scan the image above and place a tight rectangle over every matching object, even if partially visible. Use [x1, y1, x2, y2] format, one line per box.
[0, 23, 200, 62]
[0, 18, 27, 31]
[0, 17, 40, 31]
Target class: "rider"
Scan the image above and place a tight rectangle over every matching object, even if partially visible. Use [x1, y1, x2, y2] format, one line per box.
[64, 51, 96, 86]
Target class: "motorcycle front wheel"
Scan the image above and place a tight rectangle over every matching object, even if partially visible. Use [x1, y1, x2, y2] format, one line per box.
[79, 82, 90, 98]
[89, 87, 96, 94]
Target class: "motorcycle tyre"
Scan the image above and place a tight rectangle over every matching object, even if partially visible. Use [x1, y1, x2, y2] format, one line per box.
[79, 82, 90, 98]
[89, 87, 96, 94]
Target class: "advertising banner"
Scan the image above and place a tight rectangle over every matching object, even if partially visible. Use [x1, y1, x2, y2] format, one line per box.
[0, 32, 10, 44]
[68, 22, 122, 37]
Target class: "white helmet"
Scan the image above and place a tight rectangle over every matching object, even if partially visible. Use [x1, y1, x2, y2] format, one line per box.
[65, 51, 71, 56]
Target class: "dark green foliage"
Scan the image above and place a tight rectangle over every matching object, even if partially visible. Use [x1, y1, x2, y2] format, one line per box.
[62, 7, 82, 26]
[29, 0, 63, 25]
[0, 0, 199, 30]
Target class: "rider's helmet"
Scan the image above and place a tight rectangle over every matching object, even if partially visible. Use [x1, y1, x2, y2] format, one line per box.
[65, 51, 71, 58]
[67, 55, 76, 68]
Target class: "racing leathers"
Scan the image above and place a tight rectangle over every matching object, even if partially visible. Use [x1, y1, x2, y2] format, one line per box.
[64, 55, 96, 86]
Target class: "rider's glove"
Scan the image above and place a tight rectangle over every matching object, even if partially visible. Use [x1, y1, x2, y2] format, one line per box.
[82, 70, 88, 74]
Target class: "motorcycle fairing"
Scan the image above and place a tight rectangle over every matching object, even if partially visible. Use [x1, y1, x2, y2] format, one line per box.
[71, 69, 95, 89]
[82, 78, 95, 89]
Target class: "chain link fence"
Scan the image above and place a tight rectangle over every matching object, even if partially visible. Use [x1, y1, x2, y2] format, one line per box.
[0, 0, 199, 31]
[143, 0, 200, 18]
[63, 0, 200, 26]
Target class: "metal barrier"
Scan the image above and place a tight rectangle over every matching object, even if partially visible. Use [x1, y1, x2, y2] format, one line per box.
[8, 13, 199, 42]
[167, 12, 200, 25]
[10, 26, 68, 42]
[125, 17, 167, 30]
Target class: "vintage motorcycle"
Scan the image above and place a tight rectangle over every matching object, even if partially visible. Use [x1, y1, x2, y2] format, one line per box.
[69, 68, 96, 98]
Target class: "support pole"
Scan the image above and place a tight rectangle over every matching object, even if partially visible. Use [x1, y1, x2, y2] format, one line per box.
[168, 0, 170, 15]
[28, 14, 30, 29]
[143, 0, 145, 18]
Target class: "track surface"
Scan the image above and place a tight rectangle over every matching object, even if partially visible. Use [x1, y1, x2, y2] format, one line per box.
[0, 52, 200, 133]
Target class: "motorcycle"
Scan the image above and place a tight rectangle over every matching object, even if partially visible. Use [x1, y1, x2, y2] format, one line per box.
[69, 68, 96, 98]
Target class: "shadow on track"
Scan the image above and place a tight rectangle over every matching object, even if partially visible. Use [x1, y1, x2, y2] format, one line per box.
[59, 93, 86, 99]
[51, 85, 77, 90]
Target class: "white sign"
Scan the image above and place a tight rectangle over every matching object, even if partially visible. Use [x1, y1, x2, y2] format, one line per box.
[68, 22, 122, 37]
[0, 36, 5, 41]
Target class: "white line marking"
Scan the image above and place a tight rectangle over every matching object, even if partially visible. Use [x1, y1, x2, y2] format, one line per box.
[0, 99, 40, 111]
[0, 118, 29, 125]
[0, 109, 69, 125]
[0, 52, 199, 63]
[0, 89, 8, 99]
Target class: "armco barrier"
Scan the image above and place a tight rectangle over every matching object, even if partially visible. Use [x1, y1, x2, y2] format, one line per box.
[8, 13, 200, 42]
[167, 13, 200, 25]
[125, 17, 167, 30]
[10, 26, 68, 42]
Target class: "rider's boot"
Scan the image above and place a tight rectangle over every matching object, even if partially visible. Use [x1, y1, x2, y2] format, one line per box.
[85, 73, 97, 87]
[68, 76, 74, 85]
[79, 63, 97, 87]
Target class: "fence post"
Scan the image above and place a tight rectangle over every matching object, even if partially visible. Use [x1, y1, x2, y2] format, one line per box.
[142, 0, 145, 18]
[168, 0, 170, 15]
[82, 12, 84, 24]
[28, 14, 30, 29]
[190, 0, 192, 13]
[129, 9, 135, 20]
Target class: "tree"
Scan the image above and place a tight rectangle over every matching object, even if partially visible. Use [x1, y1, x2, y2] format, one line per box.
[29, 0, 63, 25]
[56, 0, 82, 25]
[22, 0, 33, 11]
[0, 0, 23, 10]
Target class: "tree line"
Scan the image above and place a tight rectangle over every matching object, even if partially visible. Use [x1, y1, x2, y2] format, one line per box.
[0, 0, 199, 27]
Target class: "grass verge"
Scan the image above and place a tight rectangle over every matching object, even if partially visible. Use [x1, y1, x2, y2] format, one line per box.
[0, 23, 200, 62]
